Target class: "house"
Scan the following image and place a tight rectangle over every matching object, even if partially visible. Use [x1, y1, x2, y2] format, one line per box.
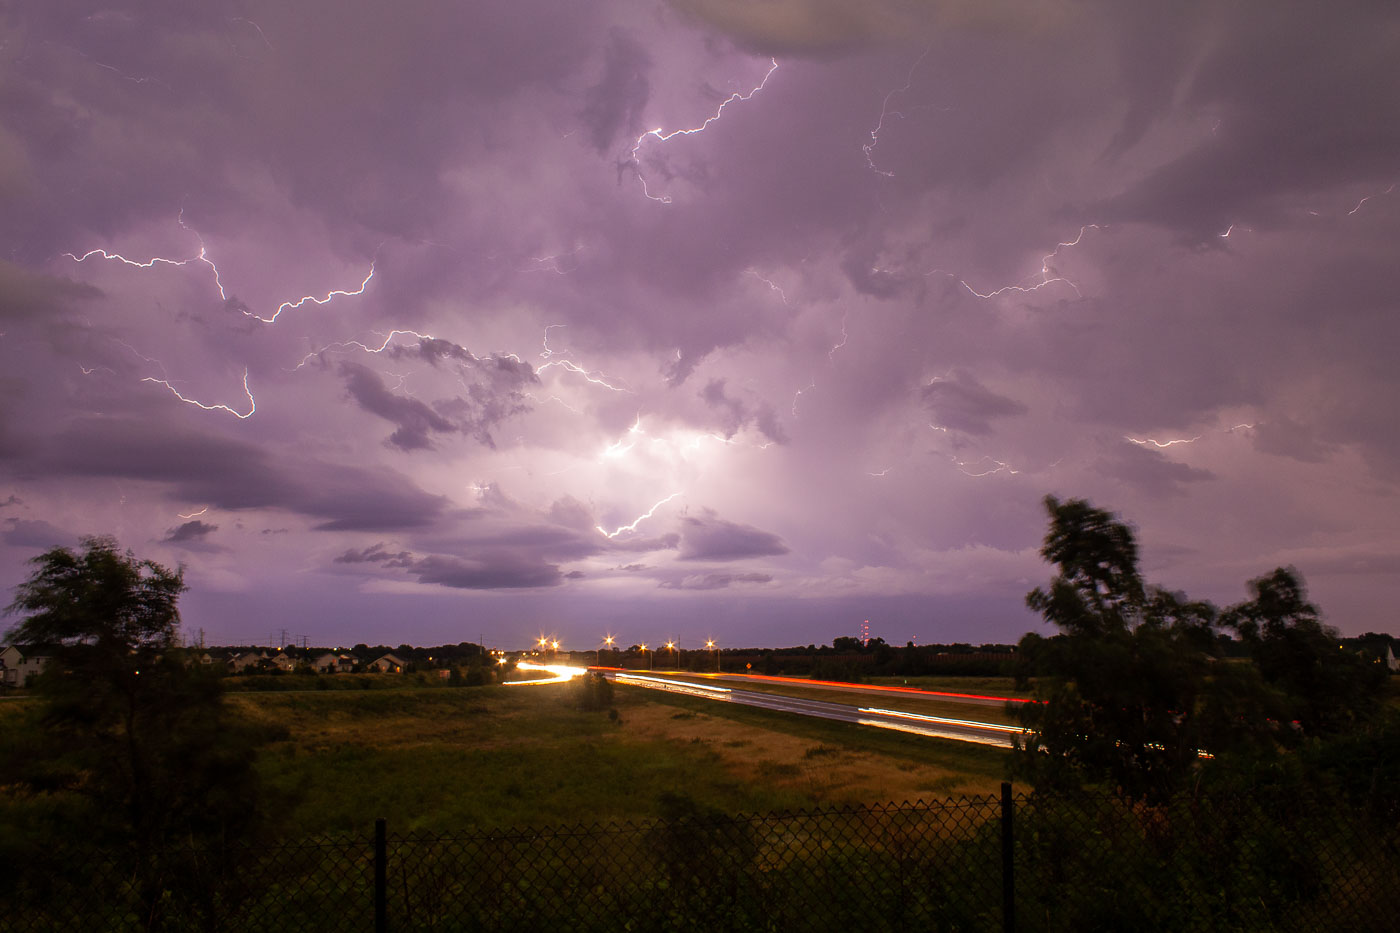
[269, 652, 297, 672]
[313, 652, 356, 674]
[369, 653, 408, 673]
[1, 645, 54, 688]
[230, 651, 268, 673]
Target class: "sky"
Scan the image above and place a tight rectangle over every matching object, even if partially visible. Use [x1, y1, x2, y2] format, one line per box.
[3, 1, 1399, 650]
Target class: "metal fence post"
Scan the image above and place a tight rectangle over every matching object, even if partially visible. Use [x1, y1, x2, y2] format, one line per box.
[1001, 782, 1015, 933]
[375, 818, 388, 933]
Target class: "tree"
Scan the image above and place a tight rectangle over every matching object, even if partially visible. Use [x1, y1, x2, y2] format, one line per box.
[3, 537, 270, 928]
[1014, 497, 1223, 803]
[1223, 567, 1383, 737]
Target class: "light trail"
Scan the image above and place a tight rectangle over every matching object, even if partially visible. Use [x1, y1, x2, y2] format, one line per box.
[857, 718, 1012, 747]
[615, 673, 732, 699]
[506, 660, 588, 686]
[858, 706, 1026, 734]
[629, 58, 779, 203]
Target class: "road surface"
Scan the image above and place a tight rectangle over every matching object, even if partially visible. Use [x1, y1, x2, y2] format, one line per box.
[605, 670, 1028, 748]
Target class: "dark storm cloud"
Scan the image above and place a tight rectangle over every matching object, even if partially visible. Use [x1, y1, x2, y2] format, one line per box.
[921, 372, 1028, 436]
[411, 553, 563, 590]
[163, 519, 217, 543]
[0, 261, 102, 322]
[659, 571, 772, 590]
[1093, 443, 1214, 498]
[340, 363, 457, 451]
[33, 417, 446, 530]
[1095, 5, 1400, 239]
[1251, 417, 1336, 465]
[2, 518, 73, 549]
[3, 1, 601, 258]
[334, 543, 414, 568]
[608, 533, 681, 553]
[677, 513, 789, 561]
[579, 28, 652, 152]
[699, 379, 788, 443]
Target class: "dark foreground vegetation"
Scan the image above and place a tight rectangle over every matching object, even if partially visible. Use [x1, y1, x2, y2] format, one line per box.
[3, 513, 1399, 931]
[6, 789, 1399, 932]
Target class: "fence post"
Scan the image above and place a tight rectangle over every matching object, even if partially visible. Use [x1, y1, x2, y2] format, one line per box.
[1001, 782, 1015, 933]
[375, 818, 388, 933]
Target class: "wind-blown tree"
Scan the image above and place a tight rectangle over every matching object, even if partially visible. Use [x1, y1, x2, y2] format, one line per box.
[1014, 496, 1228, 803]
[1223, 567, 1384, 738]
[3, 537, 269, 927]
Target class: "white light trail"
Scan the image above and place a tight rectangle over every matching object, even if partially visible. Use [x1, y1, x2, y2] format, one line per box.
[507, 660, 588, 686]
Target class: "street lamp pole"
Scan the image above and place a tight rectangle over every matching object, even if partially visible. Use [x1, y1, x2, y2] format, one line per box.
[707, 639, 718, 672]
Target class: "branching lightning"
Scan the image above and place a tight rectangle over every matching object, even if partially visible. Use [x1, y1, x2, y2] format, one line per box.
[142, 368, 256, 419]
[960, 225, 1099, 300]
[863, 47, 932, 178]
[65, 215, 376, 324]
[596, 492, 682, 538]
[629, 58, 779, 203]
[951, 455, 1018, 477]
[537, 325, 629, 391]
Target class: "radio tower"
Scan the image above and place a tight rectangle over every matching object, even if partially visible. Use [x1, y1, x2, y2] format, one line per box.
[860, 620, 870, 647]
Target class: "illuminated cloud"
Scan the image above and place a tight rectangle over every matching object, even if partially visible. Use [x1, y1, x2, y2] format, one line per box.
[2, 1, 1399, 644]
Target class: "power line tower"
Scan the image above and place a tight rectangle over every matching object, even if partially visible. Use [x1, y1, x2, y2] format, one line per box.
[860, 620, 870, 647]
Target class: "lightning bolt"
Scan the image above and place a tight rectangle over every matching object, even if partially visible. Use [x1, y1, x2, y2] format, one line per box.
[960, 225, 1099, 300]
[828, 312, 849, 361]
[290, 329, 436, 370]
[178, 507, 209, 519]
[596, 492, 682, 538]
[863, 47, 932, 178]
[600, 414, 645, 460]
[537, 325, 629, 391]
[951, 455, 1018, 477]
[791, 382, 816, 417]
[142, 368, 256, 419]
[629, 58, 779, 203]
[745, 269, 789, 304]
[66, 214, 375, 324]
[1125, 435, 1201, 448]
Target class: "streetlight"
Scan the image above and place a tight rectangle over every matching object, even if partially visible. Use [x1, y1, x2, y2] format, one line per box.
[707, 639, 718, 672]
[665, 641, 676, 670]
[599, 634, 614, 666]
[639, 643, 650, 670]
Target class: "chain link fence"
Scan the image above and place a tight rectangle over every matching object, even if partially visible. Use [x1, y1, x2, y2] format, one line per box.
[4, 790, 1397, 932]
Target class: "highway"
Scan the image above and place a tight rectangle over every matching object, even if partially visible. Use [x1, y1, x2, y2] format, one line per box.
[605, 671, 1029, 748]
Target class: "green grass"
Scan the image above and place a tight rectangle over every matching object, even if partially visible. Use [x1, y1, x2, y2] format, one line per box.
[233, 684, 816, 835]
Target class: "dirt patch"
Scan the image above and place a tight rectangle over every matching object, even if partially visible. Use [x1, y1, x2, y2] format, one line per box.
[617, 703, 996, 805]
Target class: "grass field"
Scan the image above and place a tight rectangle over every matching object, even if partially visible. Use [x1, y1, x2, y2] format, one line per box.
[229, 679, 1010, 836]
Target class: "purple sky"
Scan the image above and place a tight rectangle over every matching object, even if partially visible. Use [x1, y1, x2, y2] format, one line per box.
[3, 2, 1399, 650]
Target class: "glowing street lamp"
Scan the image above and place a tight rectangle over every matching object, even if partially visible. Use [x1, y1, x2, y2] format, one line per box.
[706, 638, 718, 672]
[639, 643, 651, 670]
[599, 634, 615, 666]
[665, 641, 676, 670]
